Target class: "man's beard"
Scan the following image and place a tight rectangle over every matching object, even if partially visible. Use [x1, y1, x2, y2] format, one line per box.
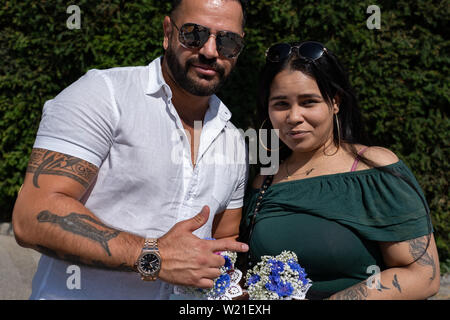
[164, 44, 229, 97]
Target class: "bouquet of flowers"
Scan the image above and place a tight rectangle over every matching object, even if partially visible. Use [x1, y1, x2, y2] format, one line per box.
[245, 250, 312, 300]
[173, 240, 243, 300]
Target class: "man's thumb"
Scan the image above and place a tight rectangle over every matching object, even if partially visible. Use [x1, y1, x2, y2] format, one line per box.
[183, 206, 210, 232]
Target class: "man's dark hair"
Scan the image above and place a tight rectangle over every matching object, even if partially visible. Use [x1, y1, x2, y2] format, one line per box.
[171, 0, 248, 28]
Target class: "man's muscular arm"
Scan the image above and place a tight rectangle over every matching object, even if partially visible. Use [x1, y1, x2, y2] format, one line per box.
[13, 148, 144, 271]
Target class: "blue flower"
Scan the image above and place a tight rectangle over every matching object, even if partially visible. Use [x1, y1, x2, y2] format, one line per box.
[288, 259, 308, 282]
[265, 273, 282, 292]
[265, 274, 294, 297]
[247, 274, 261, 285]
[276, 282, 294, 297]
[223, 255, 232, 270]
[268, 259, 284, 274]
[214, 274, 231, 295]
[300, 277, 309, 286]
[288, 259, 303, 273]
[265, 280, 278, 292]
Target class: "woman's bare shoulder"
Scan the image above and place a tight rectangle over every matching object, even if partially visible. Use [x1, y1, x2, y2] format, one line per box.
[361, 146, 400, 166]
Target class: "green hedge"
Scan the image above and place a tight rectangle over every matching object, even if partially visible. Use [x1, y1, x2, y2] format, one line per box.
[1, 1, 448, 263]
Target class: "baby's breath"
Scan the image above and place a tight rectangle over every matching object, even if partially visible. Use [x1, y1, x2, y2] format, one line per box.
[245, 250, 312, 300]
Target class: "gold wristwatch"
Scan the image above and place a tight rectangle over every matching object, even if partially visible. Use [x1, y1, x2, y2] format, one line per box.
[135, 238, 162, 281]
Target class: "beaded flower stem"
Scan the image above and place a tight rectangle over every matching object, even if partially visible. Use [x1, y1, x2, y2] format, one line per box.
[246, 174, 274, 268]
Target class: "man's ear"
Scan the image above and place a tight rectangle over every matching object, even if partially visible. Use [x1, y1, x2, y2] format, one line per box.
[163, 16, 172, 50]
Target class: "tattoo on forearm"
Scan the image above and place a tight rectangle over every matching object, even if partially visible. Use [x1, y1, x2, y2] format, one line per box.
[91, 260, 136, 272]
[37, 210, 120, 256]
[330, 282, 369, 300]
[27, 148, 97, 189]
[36, 245, 134, 271]
[392, 274, 402, 293]
[376, 280, 390, 292]
[407, 236, 436, 281]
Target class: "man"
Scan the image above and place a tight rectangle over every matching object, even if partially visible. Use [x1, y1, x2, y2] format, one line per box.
[12, 0, 249, 299]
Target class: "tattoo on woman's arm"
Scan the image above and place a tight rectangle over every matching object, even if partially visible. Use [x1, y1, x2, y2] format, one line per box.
[37, 210, 120, 256]
[27, 148, 97, 189]
[330, 282, 369, 300]
[392, 274, 402, 293]
[407, 236, 436, 281]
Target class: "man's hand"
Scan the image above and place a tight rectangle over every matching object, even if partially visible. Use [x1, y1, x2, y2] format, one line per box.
[158, 206, 249, 288]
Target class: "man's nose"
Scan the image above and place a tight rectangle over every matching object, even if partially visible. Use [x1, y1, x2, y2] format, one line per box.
[198, 34, 220, 59]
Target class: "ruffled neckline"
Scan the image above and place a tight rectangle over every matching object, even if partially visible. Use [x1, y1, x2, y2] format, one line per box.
[251, 160, 404, 191]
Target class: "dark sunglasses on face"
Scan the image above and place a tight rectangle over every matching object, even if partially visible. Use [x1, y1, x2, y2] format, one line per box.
[265, 41, 328, 63]
[170, 19, 245, 59]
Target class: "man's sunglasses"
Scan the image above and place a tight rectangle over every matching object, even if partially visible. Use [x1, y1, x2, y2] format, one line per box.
[265, 41, 328, 63]
[170, 19, 245, 59]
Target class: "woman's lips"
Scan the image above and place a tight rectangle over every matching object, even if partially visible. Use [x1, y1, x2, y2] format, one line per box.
[287, 130, 311, 139]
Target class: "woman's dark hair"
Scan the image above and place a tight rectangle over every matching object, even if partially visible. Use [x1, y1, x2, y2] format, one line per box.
[254, 41, 432, 266]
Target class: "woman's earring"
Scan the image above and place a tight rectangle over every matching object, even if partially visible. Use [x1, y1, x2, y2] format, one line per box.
[259, 118, 282, 152]
[334, 113, 341, 150]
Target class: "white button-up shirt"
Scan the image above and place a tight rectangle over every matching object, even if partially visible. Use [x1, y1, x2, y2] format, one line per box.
[30, 57, 248, 299]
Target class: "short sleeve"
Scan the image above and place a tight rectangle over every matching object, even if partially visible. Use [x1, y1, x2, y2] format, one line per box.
[351, 162, 433, 242]
[226, 142, 249, 210]
[33, 70, 119, 167]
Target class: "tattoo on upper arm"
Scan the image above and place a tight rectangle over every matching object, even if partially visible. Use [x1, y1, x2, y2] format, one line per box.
[27, 148, 97, 189]
[407, 236, 436, 281]
[37, 210, 120, 256]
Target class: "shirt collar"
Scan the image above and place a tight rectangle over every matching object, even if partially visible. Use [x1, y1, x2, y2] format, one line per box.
[145, 56, 232, 123]
[145, 56, 169, 96]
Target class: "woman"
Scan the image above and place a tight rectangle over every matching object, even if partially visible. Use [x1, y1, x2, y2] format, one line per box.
[240, 41, 440, 299]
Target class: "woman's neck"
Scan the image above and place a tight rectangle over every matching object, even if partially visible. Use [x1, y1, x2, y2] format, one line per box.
[288, 139, 340, 169]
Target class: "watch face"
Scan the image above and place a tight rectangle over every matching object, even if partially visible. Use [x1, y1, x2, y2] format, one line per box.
[139, 252, 161, 275]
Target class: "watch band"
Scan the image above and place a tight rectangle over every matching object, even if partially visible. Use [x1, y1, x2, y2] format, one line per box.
[136, 238, 161, 281]
[143, 238, 159, 251]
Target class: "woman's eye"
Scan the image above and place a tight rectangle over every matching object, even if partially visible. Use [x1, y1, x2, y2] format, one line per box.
[301, 99, 318, 106]
[272, 101, 289, 108]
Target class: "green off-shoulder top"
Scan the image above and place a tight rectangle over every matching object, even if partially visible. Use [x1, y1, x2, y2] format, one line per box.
[242, 160, 432, 299]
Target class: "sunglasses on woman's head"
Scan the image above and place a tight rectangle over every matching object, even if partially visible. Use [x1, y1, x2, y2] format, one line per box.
[170, 19, 245, 59]
[265, 41, 328, 63]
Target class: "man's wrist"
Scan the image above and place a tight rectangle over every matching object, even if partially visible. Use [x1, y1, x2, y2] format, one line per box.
[134, 238, 162, 281]
[131, 237, 146, 273]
